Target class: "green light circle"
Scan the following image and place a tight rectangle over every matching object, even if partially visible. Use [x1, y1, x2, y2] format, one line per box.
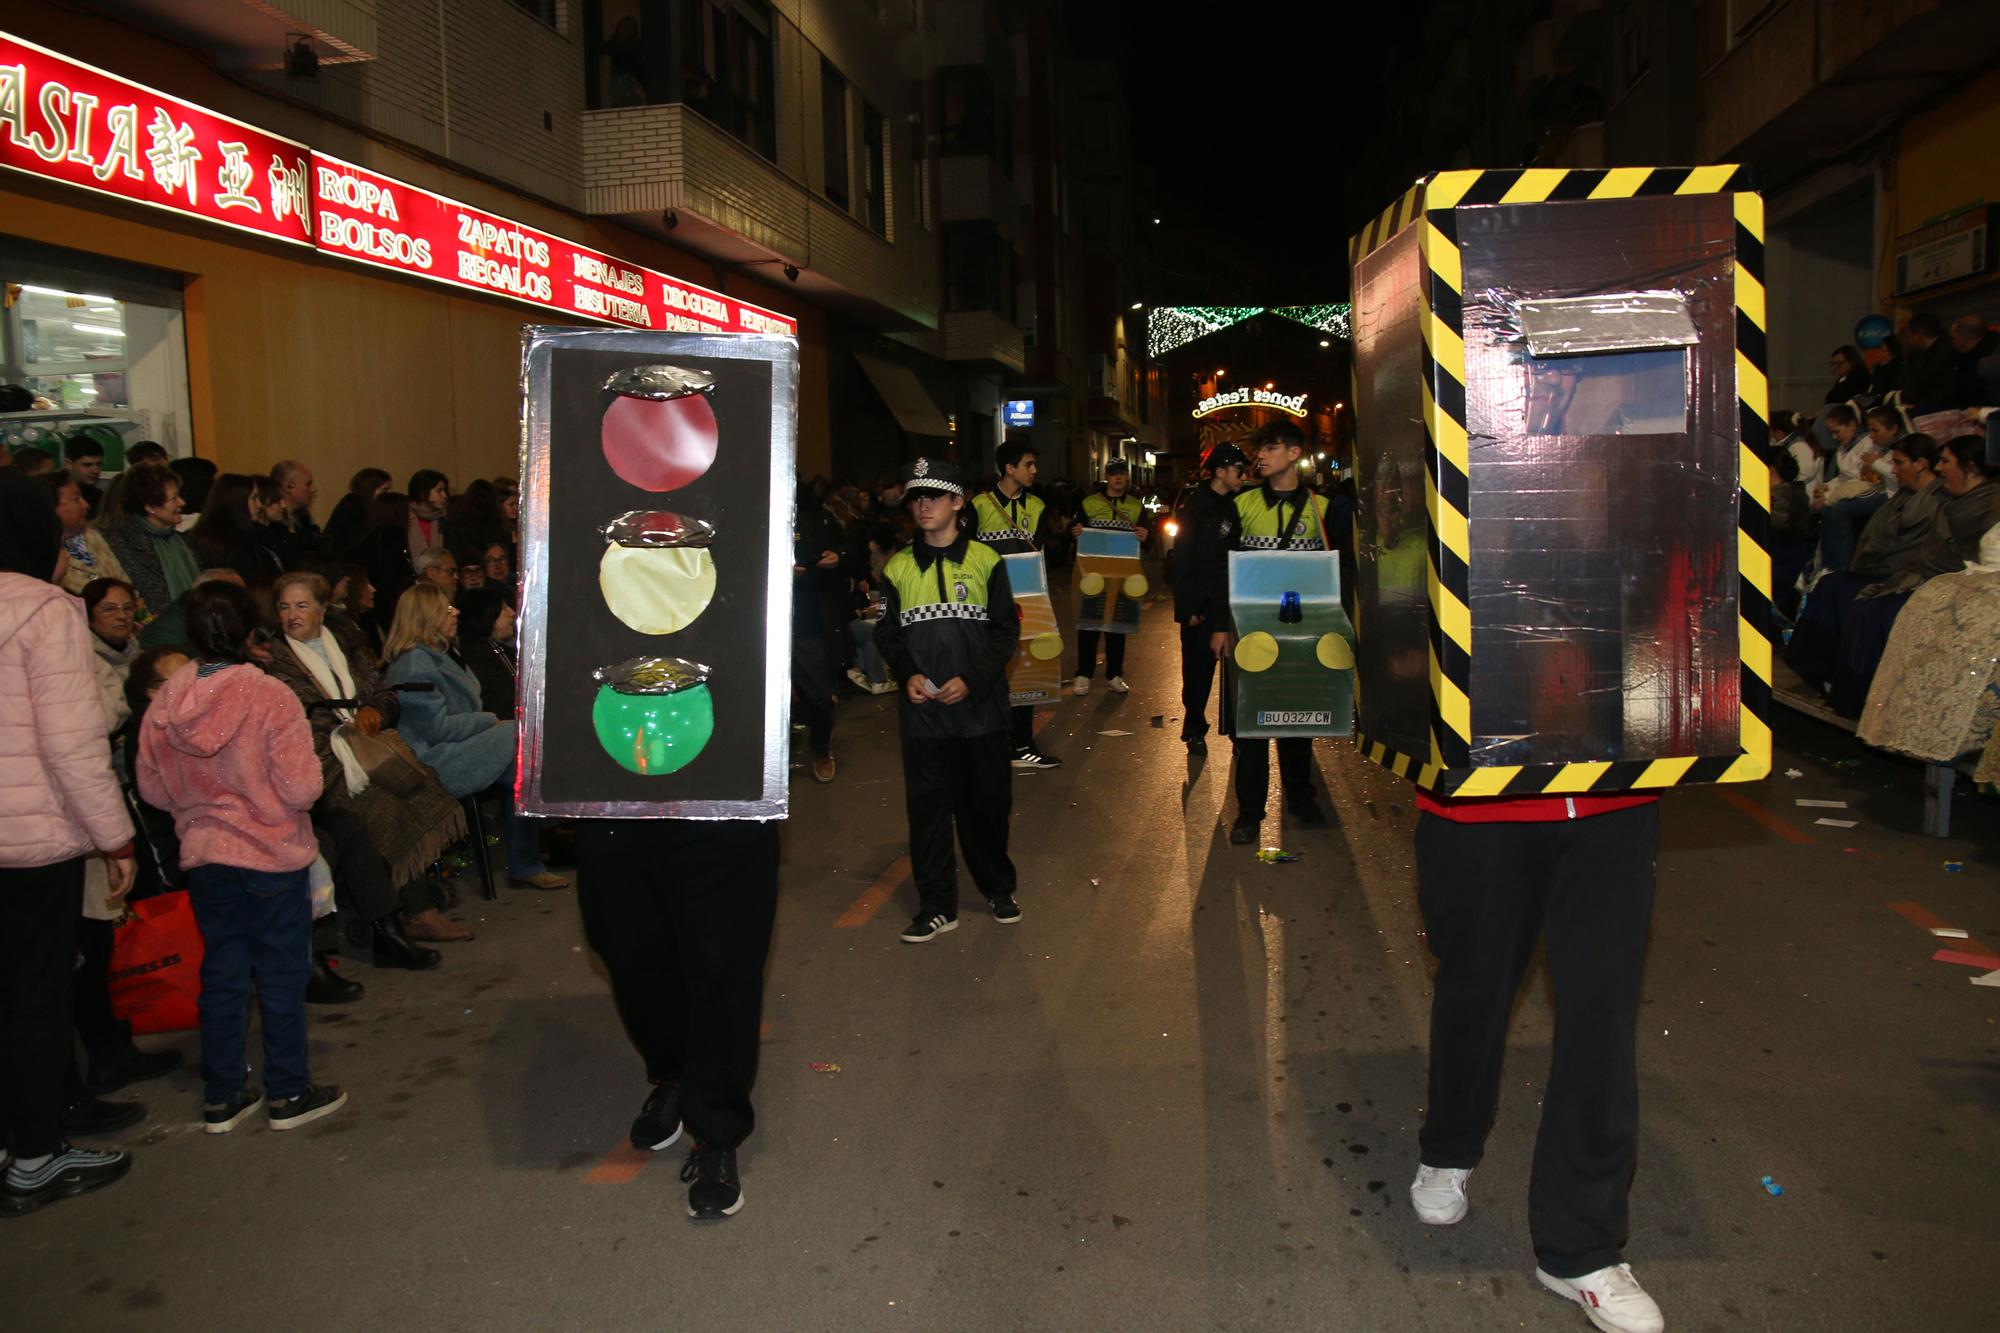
[591, 681, 715, 775]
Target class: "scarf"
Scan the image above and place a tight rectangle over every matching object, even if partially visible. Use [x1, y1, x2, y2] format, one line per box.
[408, 501, 446, 564]
[147, 521, 200, 599]
[286, 631, 371, 796]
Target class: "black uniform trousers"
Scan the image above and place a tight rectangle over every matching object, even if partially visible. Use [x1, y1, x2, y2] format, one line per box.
[1414, 803, 1659, 1278]
[1009, 706, 1035, 750]
[791, 632, 837, 757]
[1230, 738, 1315, 823]
[0, 859, 84, 1160]
[902, 732, 1015, 917]
[1073, 628, 1126, 679]
[574, 820, 780, 1150]
[1179, 620, 1219, 740]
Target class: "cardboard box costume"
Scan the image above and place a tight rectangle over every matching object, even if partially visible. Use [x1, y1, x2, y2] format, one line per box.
[1347, 167, 1772, 796]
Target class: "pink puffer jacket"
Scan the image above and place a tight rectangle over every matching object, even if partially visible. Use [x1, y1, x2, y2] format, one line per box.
[0, 574, 134, 868]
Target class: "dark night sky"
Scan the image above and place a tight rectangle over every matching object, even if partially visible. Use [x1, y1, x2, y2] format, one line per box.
[1066, 0, 1436, 303]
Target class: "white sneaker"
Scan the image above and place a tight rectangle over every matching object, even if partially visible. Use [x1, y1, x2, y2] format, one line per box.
[1536, 1264, 1664, 1333]
[1072, 675, 1090, 695]
[1409, 1164, 1470, 1225]
[845, 667, 871, 692]
[1107, 675, 1130, 693]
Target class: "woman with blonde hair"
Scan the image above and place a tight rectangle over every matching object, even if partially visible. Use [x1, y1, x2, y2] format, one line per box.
[265, 571, 469, 972]
[383, 584, 567, 889]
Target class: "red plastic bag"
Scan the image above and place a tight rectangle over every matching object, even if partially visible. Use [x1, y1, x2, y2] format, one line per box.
[109, 892, 204, 1035]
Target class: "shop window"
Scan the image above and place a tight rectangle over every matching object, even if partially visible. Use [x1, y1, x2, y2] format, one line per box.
[1, 243, 194, 460]
[822, 59, 850, 208]
[509, 0, 559, 25]
[862, 102, 889, 238]
[943, 224, 1017, 320]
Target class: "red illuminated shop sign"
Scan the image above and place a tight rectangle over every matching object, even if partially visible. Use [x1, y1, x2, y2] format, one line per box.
[0, 31, 312, 248]
[311, 152, 795, 335]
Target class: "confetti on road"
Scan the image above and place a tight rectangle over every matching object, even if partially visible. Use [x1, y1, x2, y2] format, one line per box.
[1098, 729, 1134, 737]
[809, 1062, 841, 1074]
[1931, 926, 1970, 939]
[1943, 861, 1964, 873]
[1795, 799, 1848, 808]
[1784, 768, 1803, 778]
[1814, 818, 1858, 828]
[1256, 849, 1301, 863]
[1760, 1176, 1784, 1197]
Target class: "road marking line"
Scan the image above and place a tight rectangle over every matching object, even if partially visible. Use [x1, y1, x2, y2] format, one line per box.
[1932, 949, 2000, 970]
[835, 854, 911, 928]
[1714, 788, 1814, 844]
[1887, 901, 1951, 933]
[585, 1143, 654, 1184]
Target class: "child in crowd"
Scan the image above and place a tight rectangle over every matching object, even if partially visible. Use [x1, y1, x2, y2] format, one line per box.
[136, 582, 346, 1133]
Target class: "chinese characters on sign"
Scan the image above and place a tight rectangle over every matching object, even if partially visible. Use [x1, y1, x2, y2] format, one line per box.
[0, 31, 312, 247]
[0, 30, 797, 337]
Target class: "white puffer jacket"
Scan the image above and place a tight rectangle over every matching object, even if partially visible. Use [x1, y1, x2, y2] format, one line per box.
[0, 574, 133, 868]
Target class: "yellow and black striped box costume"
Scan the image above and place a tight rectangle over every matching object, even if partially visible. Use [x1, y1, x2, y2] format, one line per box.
[1347, 166, 1772, 797]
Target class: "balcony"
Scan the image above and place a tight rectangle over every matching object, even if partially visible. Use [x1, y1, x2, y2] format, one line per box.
[1698, 0, 2000, 170]
[941, 310, 1025, 373]
[86, 0, 375, 68]
[939, 154, 1020, 242]
[581, 104, 935, 330]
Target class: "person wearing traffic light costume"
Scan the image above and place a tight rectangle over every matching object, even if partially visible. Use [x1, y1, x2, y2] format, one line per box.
[1068, 459, 1149, 693]
[971, 442, 1062, 771]
[1202, 422, 1334, 843]
[1170, 442, 1251, 753]
[874, 458, 1024, 943]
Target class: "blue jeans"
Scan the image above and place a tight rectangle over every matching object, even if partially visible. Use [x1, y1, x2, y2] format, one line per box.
[498, 761, 549, 879]
[849, 618, 888, 683]
[187, 864, 313, 1104]
[1817, 490, 1889, 573]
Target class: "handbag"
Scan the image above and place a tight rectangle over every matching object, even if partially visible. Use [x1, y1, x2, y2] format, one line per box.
[108, 891, 205, 1035]
[334, 724, 429, 796]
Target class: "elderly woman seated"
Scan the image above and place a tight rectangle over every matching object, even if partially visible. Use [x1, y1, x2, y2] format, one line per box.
[383, 584, 568, 890]
[1860, 520, 2000, 769]
[264, 572, 470, 971]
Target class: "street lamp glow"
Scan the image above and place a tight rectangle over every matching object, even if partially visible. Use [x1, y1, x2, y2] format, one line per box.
[1319, 339, 1331, 347]
[1130, 301, 1144, 310]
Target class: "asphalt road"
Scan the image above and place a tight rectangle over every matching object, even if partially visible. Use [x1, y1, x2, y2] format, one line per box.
[5, 597, 1996, 1332]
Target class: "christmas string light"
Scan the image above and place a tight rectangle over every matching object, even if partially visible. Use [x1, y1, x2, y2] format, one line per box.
[1147, 304, 1352, 357]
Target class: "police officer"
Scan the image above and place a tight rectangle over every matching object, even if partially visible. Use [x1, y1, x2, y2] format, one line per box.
[1170, 442, 1251, 754]
[1068, 459, 1149, 693]
[874, 458, 1024, 943]
[970, 442, 1061, 770]
[1204, 422, 1334, 843]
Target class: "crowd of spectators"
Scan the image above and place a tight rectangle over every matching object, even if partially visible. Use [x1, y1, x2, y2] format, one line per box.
[0, 445, 560, 1213]
[1770, 310, 2000, 722]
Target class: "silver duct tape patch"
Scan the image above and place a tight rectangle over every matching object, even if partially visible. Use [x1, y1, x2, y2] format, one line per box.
[594, 655, 713, 694]
[603, 364, 718, 400]
[1518, 291, 1698, 356]
[602, 509, 717, 548]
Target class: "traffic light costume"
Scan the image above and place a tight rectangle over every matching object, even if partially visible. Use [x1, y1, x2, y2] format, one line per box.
[874, 460, 1023, 933]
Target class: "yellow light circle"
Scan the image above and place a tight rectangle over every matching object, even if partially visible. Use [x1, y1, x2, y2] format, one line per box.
[1234, 630, 1279, 672]
[1122, 573, 1149, 599]
[599, 545, 718, 635]
[1079, 571, 1105, 596]
[1316, 633, 1356, 670]
[1028, 631, 1064, 661]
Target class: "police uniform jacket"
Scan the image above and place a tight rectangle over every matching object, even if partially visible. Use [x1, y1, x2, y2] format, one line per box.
[970, 486, 1047, 555]
[1079, 492, 1144, 530]
[1199, 480, 1333, 635]
[873, 534, 1020, 740]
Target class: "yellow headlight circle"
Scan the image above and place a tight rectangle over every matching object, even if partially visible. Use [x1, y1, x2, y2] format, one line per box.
[1234, 630, 1279, 673]
[1316, 633, 1356, 670]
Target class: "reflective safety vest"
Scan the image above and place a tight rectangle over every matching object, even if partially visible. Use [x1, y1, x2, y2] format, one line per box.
[1081, 493, 1143, 530]
[880, 537, 1012, 738]
[883, 539, 1003, 625]
[1234, 485, 1330, 550]
[971, 488, 1044, 553]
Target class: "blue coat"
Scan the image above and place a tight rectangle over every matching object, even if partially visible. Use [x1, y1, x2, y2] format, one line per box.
[384, 644, 515, 798]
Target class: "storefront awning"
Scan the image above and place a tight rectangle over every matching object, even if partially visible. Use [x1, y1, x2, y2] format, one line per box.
[854, 351, 950, 436]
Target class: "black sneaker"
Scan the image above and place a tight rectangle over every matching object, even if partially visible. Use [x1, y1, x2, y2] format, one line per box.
[679, 1142, 744, 1220]
[989, 894, 1023, 924]
[899, 912, 958, 943]
[630, 1083, 683, 1152]
[62, 1094, 145, 1138]
[1185, 736, 1208, 756]
[84, 1044, 184, 1096]
[1287, 799, 1330, 827]
[1, 1143, 131, 1216]
[1011, 746, 1063, 770]
[268, 1084, 347, 1131]
[204, 1088, 266, 1135]
[1228, 822, 1259, 845]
